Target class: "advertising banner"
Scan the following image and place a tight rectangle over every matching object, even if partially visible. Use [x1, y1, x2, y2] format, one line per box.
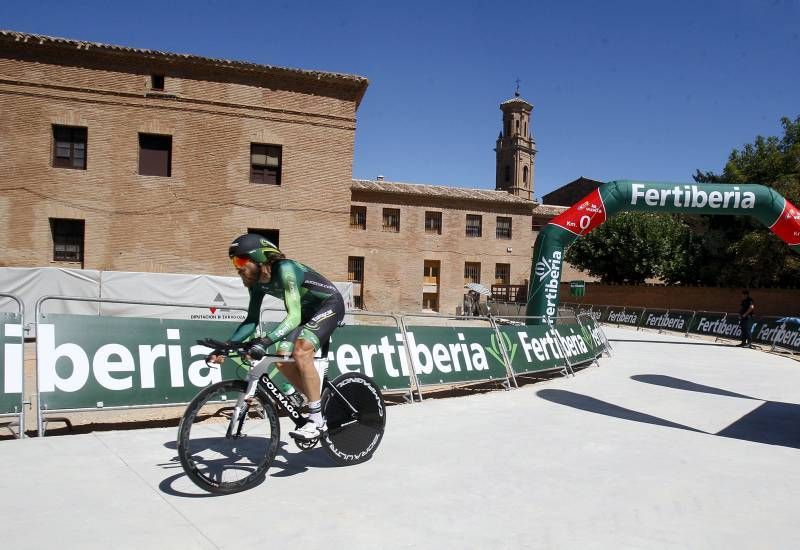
[640, 309, 694, 332]
[403, 326, 510, 386]
[752, 319, 800, 352]
[688, 312, 751, 340]
[497, 322, 605, 376]
[605, 307, 642, 327]
[1, 313, 23, 415]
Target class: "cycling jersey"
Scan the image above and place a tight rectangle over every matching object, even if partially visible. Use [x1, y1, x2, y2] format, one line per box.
[230, 259, 344, 350]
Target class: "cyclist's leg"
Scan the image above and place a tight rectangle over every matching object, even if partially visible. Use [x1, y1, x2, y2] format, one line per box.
[289, 295, 345, 438]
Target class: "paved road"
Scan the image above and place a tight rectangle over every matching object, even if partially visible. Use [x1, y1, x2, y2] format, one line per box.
[2, 327, 799, 549]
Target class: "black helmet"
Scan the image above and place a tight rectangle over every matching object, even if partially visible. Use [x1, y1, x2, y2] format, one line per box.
[228, 234, 282, 264]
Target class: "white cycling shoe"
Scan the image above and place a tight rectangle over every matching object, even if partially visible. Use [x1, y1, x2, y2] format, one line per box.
[289, 420, 327, 441]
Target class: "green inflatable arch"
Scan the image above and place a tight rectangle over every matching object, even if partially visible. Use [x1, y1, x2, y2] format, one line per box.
[526, 180, 800, 324]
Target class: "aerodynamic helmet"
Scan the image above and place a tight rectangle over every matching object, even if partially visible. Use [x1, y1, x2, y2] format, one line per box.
[228, 233, 283, 265]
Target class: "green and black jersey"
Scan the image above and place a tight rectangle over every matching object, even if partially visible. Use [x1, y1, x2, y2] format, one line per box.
[230, 259, 343, 349]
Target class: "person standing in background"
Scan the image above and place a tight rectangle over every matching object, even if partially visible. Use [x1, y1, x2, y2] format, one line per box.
[737, 289, 755, 348]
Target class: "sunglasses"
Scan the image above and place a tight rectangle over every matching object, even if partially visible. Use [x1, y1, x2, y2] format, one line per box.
[231, 255, 252, 269]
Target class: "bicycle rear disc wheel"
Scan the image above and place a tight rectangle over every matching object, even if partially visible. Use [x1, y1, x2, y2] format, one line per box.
[320, 373, 386, 465]
[177, 379, 280, 494]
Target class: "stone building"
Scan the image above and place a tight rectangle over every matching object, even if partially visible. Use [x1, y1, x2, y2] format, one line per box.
[0, 30, 575, 315]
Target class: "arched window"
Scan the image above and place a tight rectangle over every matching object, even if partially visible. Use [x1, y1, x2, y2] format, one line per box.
[515, 119, 520, 132]
[524, 121, 527, 136]
[523, 166, 528, 184]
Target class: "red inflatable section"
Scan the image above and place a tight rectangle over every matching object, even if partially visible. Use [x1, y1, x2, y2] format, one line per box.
[548, 188, 607, 236]
[770, 199, 800, 246]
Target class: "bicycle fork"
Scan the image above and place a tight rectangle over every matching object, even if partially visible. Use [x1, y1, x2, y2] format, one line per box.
[226, 359, 278, 439]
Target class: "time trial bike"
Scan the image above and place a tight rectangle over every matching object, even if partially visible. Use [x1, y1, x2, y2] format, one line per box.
[177, 338, 386, 494]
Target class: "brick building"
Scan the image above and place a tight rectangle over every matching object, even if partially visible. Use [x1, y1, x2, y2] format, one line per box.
[0, 30, 575, 315]
[0, 30, 366, 280]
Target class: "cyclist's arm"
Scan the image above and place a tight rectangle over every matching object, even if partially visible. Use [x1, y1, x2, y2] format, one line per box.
[263, 265, 302, 344]
[229, 288, 261, 343]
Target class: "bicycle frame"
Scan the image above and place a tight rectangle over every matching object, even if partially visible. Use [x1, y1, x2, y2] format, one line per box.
[225, 354, 358, 439]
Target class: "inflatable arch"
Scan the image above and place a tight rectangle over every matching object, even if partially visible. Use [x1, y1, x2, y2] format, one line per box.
[526, 180, 800, 324]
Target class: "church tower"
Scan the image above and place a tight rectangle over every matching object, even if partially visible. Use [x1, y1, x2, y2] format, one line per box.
[495, 88, 536, 200]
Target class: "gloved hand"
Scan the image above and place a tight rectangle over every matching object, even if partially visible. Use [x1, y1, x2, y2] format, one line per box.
[243, 337, 275, 360]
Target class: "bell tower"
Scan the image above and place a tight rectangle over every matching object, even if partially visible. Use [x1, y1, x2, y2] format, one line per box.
[495, 85, 536, 200]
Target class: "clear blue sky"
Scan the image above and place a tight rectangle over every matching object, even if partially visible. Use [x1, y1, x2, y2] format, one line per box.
[3, 0, 798, 198]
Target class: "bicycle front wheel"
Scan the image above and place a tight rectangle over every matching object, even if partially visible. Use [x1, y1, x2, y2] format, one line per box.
[320, 373, 386, 466]
[177, 379, 280, 494]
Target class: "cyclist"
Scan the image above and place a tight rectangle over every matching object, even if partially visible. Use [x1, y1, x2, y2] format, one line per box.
[209, 233, 345, 441]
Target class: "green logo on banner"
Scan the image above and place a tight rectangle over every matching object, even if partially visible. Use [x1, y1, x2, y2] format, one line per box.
[487, 332, 517, 367]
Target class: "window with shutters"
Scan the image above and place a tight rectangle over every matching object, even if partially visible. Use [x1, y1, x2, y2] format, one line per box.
[138, 133, 172, 177]
[250, 143, 282, 185]
[52, 125, 87, 170]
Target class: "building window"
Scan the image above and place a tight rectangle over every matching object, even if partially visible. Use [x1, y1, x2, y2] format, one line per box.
[52, 125, 87, 170]
[250, 143, 282, 185]
[495, 263, 510, 285]
[247, 228, 279, 248]
[423, 260, 440, 285]
[350, 206, 367, 229]
[348, 256, 364, 282]
[348, 256, 364, 309]
[422, 293, 439, 312]
[151, 74, 165, 90]
[466, 214, 482, 238]
[505, 165, 510, 183]
[496, 217, 512, 239]
[464, 262, 481, 284]
[532, 220, 543, 231]
[50, 218, 84, 262]
[515, 119, 520, 132]
[138, 133, 172, 177]
[523, 166, 528, 184]
[383, 208, 400, 232]
[425, 211, 442, 234]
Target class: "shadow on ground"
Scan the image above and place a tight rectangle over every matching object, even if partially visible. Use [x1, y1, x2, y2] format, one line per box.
[538, 374, 800, 449]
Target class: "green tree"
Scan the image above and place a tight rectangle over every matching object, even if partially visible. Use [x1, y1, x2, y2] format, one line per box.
[565, 212, 697, 284]
[692, 116, 800, 287]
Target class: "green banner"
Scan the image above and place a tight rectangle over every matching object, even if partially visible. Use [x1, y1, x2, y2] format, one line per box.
[753, 320, 800, 351]
[403, 326, 509, 385]
[498, 322, 604, 375]
[324, 325, 414, 391]
[687, 312, 770, 341]
[37, 316, 244, 410]
[1, 313, 23, 415]
[605, 307, 642, 327]
[527, 180, 800, 324]
[640, 309, 693, 332]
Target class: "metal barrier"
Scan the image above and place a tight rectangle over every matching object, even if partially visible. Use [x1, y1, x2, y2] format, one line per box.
[399, 313, 515, 398]
[0, 293, 25, 438]
[577, 312, 613, 357]
[35, 295, 248, 436]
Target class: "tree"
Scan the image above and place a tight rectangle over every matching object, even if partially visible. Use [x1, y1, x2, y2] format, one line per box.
[565, 212, 697, 284]
[692, 116, 800, 287]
